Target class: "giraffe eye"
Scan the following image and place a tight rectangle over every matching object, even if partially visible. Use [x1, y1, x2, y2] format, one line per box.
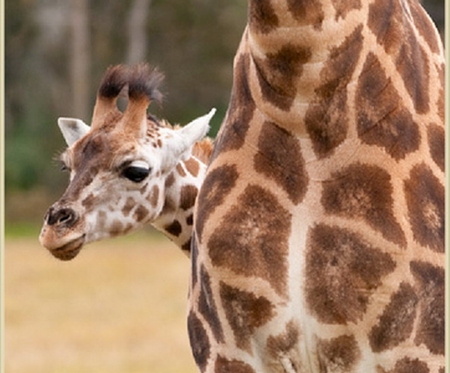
[121, 161, 151, 183]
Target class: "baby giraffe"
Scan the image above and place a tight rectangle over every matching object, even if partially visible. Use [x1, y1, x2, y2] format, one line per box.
[40, 64, 215, 260]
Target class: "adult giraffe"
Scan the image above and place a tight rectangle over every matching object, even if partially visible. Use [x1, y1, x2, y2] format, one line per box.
[190, 1, 445, 372]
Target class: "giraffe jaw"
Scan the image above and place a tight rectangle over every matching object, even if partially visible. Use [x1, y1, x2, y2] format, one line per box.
[41, 234, 86, 261]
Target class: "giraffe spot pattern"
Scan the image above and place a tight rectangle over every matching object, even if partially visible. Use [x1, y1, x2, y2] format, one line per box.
[369, 282, 418, 352]
[322, 163, 406, 247]
[215, 356, 257, 373]
[110, 220, 124, 236]
[254, 44, 312, 111]
[287, 0, 324, 29]
[208, 185, 291, 296]
[133, 205, 149, 222]
[186, 214, 193, 226]
[404, 163, 444, 253]
[164, 220, 182, 237]
[220, 282, 276, 352]
[187, 311, 210, 372]
[176, 163, 186, 177]
[316, 335, 361, 373]
[195, 164, 238, 242]
[212, 54, 255, 156]
[266, 321, 301, 371]
[184, 158, 200, 177]
[198, 266, 225, 344]
[305, 25, 363, 157]
[427, 123, 444, 172]
[254, 121, 308, 204]
[379, 357, 430, 373]
[305, 224, 396, 324]
[180, 185, 198, 210]
[356, 53, 420, 160]
[248, 0, 279, 34]
[330, 0, 361, 21]
[409, 0, 441, 54]
[368, 0, 431, 114]
[165, 173, 175, 188]
[191, 235, 199, 286]
[149, 185, 159, 208]
[410, 261, 444, 355]
[396, 31, 430, 114]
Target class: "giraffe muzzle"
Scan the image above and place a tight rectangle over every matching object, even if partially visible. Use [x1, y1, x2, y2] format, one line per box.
[40, 206, 85, 261]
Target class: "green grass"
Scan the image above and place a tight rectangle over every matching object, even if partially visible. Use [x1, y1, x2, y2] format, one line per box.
[5, 235, 198, 373]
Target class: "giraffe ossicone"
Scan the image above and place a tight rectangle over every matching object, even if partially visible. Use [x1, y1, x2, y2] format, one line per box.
[40, 64, 216, 260]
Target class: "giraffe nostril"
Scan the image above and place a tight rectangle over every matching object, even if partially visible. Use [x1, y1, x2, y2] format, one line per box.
[46, 207, 78, 227]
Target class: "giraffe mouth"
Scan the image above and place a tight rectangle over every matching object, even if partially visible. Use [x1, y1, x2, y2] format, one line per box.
[49, 235, 85, 261]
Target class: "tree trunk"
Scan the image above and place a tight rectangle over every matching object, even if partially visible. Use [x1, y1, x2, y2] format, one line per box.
[70, 0, 90, 121]
[127, 0, 151, 65]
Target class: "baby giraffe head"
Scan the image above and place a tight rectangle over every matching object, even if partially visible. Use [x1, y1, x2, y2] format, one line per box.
[39, 64, 215, 260]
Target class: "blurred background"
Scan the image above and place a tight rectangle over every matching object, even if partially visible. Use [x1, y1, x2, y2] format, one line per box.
[4, 1, 445, 372]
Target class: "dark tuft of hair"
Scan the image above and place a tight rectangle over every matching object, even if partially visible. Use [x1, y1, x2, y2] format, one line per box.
[98, 65, 129, 99]
[128, 63, 164, 104]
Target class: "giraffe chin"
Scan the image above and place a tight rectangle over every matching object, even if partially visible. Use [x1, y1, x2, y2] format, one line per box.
[49, 236, 85, 261]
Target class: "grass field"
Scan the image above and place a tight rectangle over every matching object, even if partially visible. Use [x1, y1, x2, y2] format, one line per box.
[5, 232, 198, 373]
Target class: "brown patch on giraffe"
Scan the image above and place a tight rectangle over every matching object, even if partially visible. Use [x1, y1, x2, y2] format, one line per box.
[186, 214, 193, 226]
[220, 282, 276, 352]
[184, 158, 200, 177]
[409, 0, 441, 54]
[266, 321, 301, 371]
[368, 0, 406, 54]
[410, 261, 444, 355]
[322, 163, 406, 247]
[248, 0, 279, 34]
[191, 235, 199, 286]
[215, 356, 257, 373]
[266, 321, 299, 356]
[179, 185, 198, 210]
[253, 44, 312, 111]
[198, 266, 225, 344]
[380, 357, 430, 373]
[330, 0, 361, 21]
[287, 0, 324, 29]
[181, 239, 191, 253]
[369, 282, 419, 352]
[368, 0, 430, 114]
[305, 25, 363, 157]
[254, 121, 308, 204]
[133, 205, 149, 222]
[195, 165, 239, 242]
[176, 163, 186, 177]
[110, 220, 124, 236]
[165, 173, 175, 188]
[305, 224, 396, 324]
[213, 54, 255, 155]
[208, 185, 291, 296]
[356, 53, 420, 160]
[149, 185, 159, 208]
[427, 124, 445, 172]
[317, 335, 361, 373]
[404, 163, 444, 253]
[396, 33, 430, 114]
[187, 311, 210, 372]
[121, 197, 135, 217]
[82, 193, 96, 210]
[164, 220, 182, 237]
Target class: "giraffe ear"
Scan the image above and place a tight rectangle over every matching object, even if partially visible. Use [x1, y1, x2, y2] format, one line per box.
[163, 108, 216, 167]
[58, 117, 90, 146]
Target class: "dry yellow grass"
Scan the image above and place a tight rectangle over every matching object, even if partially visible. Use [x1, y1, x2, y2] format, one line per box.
[5, 233, 198, 373]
